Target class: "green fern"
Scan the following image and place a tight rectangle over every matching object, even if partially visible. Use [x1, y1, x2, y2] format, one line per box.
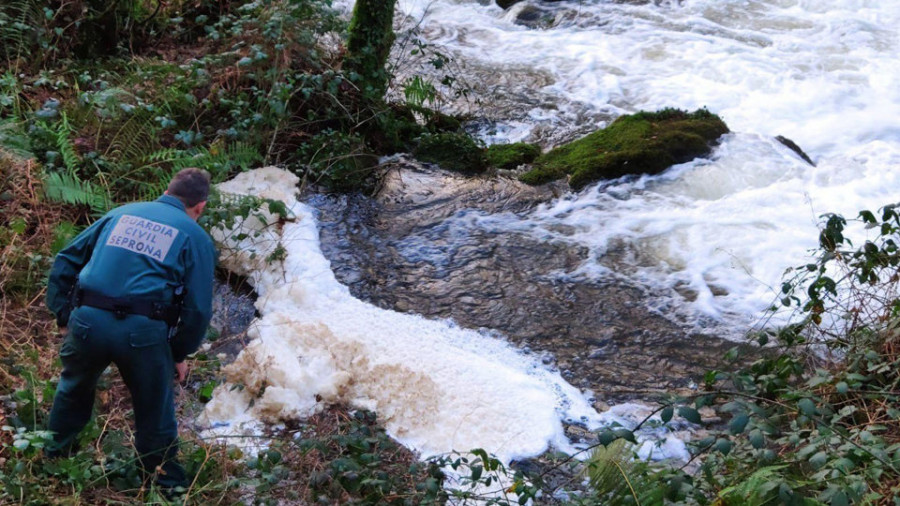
[43, 169, 111, 213]
[56, 112, 80, 171]
[583, 439, 668, 505]
[585, 440, 640, 503]
[146, 142, 261, 181]
[0, 0, 39, 63]
[0, 118, 32, 158]
[103, 106, 159, 165]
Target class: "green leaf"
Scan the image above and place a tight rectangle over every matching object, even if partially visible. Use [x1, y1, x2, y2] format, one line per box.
[833, 458, 854, 472]
[660, 406, 674, 424]
[749, 429, 765, 449]
[10, 216, 26, 235]
[729, 414, 750, 435]
[798, 398, 817, 417]
[715, 438, 733, 455]
[835, 382, 848, 394]
[678, 406, 702, 424]
[809, 451, 827, 469]
[613, 428, 636, 444]
[13, 439, 30, 451]
[598, 430, 616, 447]
[831, 490, 849, 506]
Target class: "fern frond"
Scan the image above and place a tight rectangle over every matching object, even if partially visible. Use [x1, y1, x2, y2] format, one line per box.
[144, 142, 261, 182]
[104, 109, 159, 164]
[146, 147, 183, 163]
[43, 169, 111, 213]
[0, 118, 32, 158]
[585, 439, 638, 502]
[583, 439, 670, 505]
[0, 0, 39, 63]
[56, 113, 80, 171]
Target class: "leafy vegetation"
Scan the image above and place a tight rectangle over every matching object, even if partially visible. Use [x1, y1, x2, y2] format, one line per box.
[520, 108, 729, 189]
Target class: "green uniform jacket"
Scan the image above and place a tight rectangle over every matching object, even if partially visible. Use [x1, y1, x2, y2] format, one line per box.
[46, 195, 217, 362]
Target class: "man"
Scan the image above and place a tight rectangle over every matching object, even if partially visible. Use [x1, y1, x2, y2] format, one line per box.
[44, 167, 217, 491]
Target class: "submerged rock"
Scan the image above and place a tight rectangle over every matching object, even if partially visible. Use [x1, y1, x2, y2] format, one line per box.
[512, 4, 557, 29]
[496, 0, 523, 9]
[520, 108, 729, 190]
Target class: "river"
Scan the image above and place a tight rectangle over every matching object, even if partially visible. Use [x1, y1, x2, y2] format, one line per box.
[204, 0, 900, 465]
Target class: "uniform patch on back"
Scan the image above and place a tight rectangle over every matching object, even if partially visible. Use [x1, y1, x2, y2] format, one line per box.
[106, 215, 179, 261]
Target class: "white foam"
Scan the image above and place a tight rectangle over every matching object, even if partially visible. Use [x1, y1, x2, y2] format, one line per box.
[385, 0, 900, 333]
[204, 167, 635, 462]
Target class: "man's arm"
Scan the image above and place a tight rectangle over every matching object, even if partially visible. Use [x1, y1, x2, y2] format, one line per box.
[45, 216, 111, 327]
[170, 235, 216, 363]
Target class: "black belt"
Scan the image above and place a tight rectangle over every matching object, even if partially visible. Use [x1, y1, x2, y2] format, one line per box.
[73, 287, 181, 326]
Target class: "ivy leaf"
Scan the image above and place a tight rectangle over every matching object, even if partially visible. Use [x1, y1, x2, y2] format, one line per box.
[614, 428, 636, 444]
[678, 406, 702, 424]
[798, 398, 817, 417]
[598, 430, 616, 447]
[714, 438, 733, 455]
[833, 458, 854, 472]
[831, 491, 849, 506]
[660, 406, 674, 424]
[729, 414, 750, 435]
[749, 429, 765, 449]
[808, 451, 827, 469]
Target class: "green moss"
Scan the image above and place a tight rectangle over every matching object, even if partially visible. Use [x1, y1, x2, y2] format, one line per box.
[486, 143, 541, 170]
[425, 111, 462, 133]
[345, 0, 396, 99]
[520, 108, 729, 189]
[414, 133, 488, 174]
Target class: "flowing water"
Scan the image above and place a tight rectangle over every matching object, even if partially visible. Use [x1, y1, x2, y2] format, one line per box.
[205, 0, 900, 464]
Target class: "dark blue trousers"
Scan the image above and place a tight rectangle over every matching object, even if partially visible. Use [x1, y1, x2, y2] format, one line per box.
[47, 307, 187, 489]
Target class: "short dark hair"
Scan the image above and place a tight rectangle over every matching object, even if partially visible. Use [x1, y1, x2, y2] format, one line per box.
[167, 168, 211, 207]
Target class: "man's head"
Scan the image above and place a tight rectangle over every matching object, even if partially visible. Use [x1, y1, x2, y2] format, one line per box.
[165, 168, 211, 220]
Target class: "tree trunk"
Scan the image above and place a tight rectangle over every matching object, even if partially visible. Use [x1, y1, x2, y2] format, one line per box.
[345, 0, 396, 100]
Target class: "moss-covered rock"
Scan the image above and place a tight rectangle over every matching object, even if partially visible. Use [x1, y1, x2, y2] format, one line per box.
[414, 133, 488, 174]
[486, 143, 541, 170]
[520, 108, 729, 189]
[424, 110, 463, 133]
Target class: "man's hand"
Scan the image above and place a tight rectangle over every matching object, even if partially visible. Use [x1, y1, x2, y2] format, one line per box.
[175, 361, 189, 382]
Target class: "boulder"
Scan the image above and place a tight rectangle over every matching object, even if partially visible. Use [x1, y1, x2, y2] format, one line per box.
[496, 0, 523, 8]
[519, 108, 729, 190]
[513, 4, 556, 29]
[413, 132, 489, 174]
